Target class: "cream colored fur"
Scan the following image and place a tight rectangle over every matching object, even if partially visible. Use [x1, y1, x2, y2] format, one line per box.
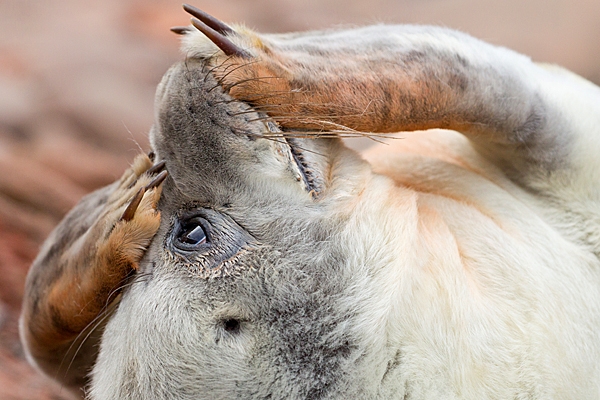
[20, 18, 600, 400]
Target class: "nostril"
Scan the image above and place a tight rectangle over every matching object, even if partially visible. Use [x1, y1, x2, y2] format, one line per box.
[222, 319, 241, 334]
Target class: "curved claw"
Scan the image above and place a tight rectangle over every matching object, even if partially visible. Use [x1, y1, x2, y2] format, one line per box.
[120, 171, 168, 222]
[120, 187, 146, 222]
[145, 170, 168, 190]
[146, 161, 166, 176]
[127, 161, 166, 189]
[170, 26, 194, 35]
[190, 17, 251, 59]
[182, 4, 234, 35]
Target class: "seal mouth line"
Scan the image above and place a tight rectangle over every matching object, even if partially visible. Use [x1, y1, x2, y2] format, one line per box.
[264, 119, 319, 196]
[285, 137, 318, 194]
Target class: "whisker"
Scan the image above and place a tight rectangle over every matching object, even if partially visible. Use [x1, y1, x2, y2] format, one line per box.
[283, 141, 327, 157]
[208, 60, 261, 92]
[247, 116, 365, 135]
[229, 109, 263, 117]
[218, 75, 284, 93]
[210, 90, 295, 106]
[58, 272, 154, 382]
[208, 61, 268, 93]
[60, 308, 114, 383]
[229, 112, 399, 142]
[227, 127, 325, 156]
[204, 54, 236, 82]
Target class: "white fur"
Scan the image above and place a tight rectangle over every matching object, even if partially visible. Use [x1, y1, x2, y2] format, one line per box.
[89, 25, 600, 399]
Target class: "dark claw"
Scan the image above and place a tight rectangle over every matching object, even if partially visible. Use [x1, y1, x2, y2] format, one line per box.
[120, 171, 168, 222]
[182, 4, 234, 34]
[127, 160, 165, 189]
[146, 161, 166, 176]
[190, 17, 251, 58]
[170, 26, 193, 35]
[120, 187, 146, 222]
[145, 170, 168, 191]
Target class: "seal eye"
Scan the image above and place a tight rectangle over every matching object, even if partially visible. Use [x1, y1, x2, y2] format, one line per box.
[174, 218, 209, 250]
[180, 224, 206, 245]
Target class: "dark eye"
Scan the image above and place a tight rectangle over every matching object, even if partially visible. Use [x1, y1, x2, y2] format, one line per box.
[174, 218, 209, 250]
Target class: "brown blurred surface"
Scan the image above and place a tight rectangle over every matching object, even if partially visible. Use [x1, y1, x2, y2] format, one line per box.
[0, 0, 598, 397]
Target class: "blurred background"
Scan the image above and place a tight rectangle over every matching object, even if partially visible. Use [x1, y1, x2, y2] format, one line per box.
[0, 0, 599, 397]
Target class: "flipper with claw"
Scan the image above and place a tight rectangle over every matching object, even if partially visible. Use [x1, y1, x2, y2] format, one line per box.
[20, 153, 167, 392]
[174, 7, 600, 203]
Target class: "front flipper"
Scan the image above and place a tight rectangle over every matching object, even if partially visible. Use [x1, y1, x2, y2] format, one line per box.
[175, 7, 600, 256]
[174, 6, 600, 183]
[20, 153, 167, 392]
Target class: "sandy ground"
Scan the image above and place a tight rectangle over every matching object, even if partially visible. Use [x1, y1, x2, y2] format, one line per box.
[0, 0, 598, 397]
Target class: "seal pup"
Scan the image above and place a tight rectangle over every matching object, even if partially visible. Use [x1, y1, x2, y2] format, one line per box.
[21, 4, 600, 399]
